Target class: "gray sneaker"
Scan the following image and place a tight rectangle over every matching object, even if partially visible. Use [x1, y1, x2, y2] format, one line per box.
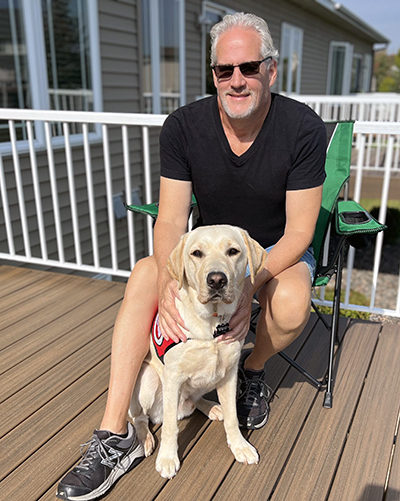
[56, 421, 144, 500]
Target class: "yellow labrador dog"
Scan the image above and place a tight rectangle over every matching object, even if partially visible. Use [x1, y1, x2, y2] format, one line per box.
[129, 225, 267, 479]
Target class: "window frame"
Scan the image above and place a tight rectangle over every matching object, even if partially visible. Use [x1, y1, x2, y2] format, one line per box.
[1, 0, 103, 155]
[327, 41, 354, 95]
[278, 22, 303, 95]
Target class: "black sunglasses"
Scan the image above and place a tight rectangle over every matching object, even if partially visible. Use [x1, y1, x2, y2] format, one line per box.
[211, 56, 272, 80]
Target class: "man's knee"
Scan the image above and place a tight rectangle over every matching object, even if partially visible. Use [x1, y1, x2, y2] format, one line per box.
[132, 255, 157, 279]
[258, 279, 311, 335]
[124, 256, 157, 299]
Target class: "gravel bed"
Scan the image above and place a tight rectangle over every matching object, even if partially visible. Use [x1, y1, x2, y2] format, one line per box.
[325, 241, 400, 324]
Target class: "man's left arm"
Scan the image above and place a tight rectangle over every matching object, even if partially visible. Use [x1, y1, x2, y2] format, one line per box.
[254, 184, 323, 287]
[223, 184, 323, 342]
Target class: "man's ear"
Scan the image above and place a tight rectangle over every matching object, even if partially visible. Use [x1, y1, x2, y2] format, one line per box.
[166, 233, 188, 289]
[268, 59, 278, 87]
[239, 229, 267, 284]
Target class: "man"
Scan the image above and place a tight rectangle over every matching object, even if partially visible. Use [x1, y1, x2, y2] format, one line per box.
[57, 12, 326, 501]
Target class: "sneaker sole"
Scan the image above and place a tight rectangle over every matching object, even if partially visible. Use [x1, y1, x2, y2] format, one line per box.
[56, 443, 145, 501]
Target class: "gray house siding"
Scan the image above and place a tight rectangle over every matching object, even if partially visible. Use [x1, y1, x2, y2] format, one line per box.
[100, 0, 141, 113]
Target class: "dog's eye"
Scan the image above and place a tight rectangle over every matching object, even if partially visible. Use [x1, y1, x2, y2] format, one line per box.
[227, 248, 240, 257]
[191, 249, 203, 258]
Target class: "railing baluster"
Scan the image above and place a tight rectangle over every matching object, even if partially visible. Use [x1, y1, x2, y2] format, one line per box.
[122, 125, 136, 268]
[142, 125, 154, 255]
[0, 149, 15, 256]
[9, 119, 31, 258]
[102, 124, 118, 271]
[45, 121, 65, 263]
[370, 135, 394, 309]
[27, 120, 47, 261]
[63, 122, 82, 266]
[82, 123, 99, 268]
[344, 133, 366, 306]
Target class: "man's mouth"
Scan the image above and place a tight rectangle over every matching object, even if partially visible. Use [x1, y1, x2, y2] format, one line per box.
[227, 93, 250, 99]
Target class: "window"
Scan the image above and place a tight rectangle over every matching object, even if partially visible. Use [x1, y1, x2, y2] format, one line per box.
[0, 0, 101, 145]
[141, 0, 185, 114]
[0, 0, 31, 141]
[42, 0, 93, 112]
[199, 2, 235, 97]
[351, 53, 363, 93]
[279, 23, 303, 94]
[327, 42, 353, 95]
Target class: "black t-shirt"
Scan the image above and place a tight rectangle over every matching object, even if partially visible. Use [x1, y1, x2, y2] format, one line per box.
[160, 93, 326, 248]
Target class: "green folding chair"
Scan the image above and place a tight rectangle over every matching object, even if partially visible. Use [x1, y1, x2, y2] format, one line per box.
[126, 120, 386, 408]
[270, 121, 386, 408]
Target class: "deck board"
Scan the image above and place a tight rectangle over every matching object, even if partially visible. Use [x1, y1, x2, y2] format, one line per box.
[328, 323, 400, 501]
[1, 265, 400, 501]
[0, 285, 122, 373]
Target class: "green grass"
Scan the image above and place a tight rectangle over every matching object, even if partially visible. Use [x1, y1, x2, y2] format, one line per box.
[359, 198, 400, 212]
[314, 288, 370, 320]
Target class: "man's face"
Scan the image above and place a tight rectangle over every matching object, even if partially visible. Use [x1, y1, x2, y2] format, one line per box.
[213, 27, 277, 120]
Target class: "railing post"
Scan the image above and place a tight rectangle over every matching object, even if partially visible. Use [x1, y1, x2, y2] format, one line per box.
[142, 125, 154, 255]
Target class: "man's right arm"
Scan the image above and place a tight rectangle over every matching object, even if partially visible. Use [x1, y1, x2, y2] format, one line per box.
[153, 176, 193, 342]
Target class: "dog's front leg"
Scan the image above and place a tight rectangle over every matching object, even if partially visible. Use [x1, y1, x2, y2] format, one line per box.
[156, 369, 183, 479]
[217, 368, 259, 465]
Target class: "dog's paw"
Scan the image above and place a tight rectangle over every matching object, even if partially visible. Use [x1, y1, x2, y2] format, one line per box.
[208, 404, 224, 421]
[134, 421, 155, 457]
[196, 398, 224, 421]
[143, 431, 156, 457]
[230, 440, 259, 465]
[156, 454, 180, 479]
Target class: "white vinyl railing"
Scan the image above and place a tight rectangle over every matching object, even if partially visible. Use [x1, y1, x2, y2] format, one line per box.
[0, 108, 166, 278]
[0, 108, 399, 317]
[293, 93, 400, 122]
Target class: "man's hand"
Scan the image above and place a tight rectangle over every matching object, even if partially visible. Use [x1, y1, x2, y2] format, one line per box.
[219, 280, 255, 343]
[158, 275, 188, 343]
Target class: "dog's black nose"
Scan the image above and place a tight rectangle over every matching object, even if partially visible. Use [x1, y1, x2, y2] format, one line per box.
[207, 272, 228, 290]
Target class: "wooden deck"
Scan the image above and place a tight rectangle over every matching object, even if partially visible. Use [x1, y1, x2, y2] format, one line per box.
[1, 264, 400, 501]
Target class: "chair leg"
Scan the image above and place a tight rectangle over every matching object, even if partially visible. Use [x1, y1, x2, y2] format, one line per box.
[278, 351, 324, 390]
[323, 245, 344, 409]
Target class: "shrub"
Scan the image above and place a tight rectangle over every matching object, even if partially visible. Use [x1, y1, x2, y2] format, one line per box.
[370, 206, 400, 245]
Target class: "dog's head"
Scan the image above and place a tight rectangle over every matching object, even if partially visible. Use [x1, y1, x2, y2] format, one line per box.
[167, 225, 267, 305]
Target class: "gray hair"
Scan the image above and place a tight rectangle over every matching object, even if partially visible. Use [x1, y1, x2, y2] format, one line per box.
[210, 12, 279, 66]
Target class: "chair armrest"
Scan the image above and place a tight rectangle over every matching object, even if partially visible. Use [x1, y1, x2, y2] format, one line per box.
[125, 195, 198, 220]
[335, 200, 386, 236]
[125, 202, 160, 219]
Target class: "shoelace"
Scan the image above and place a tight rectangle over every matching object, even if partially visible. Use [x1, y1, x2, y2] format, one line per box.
[240, 373, 274, 406]
[78, 435, 123, 471]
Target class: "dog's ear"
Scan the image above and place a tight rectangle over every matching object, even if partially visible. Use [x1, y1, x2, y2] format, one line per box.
[166, 233, 188, 289]
[240, 229, 267, 284]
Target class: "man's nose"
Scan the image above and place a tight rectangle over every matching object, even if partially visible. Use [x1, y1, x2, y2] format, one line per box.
[230, 66, 246, 87]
